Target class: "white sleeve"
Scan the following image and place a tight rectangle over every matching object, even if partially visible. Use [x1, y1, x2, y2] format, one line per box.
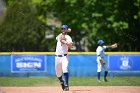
[103, 46, 107, 50]
[56, 36, 58, 41]
[56, 33, 62, 41]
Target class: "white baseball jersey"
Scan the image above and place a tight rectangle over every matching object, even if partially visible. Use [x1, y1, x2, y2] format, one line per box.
[55, 33, 73, 77]
[96, 46, 107, 58]
[55, 33, 72, 55]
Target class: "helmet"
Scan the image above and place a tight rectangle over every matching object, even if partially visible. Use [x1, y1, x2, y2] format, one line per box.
[97, 40, 104, 45]
[61, 25, 68, 30]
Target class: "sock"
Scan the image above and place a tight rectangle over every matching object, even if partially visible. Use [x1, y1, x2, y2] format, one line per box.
[104, 71, 108, 79]
[97, 72, 100, 80]
[64, 73, 69, 86]
[58, 76, 64, 83]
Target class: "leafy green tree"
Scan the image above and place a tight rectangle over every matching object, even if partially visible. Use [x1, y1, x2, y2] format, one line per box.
[0, 0, 140, 52]
[0, 0, 48, 51]
[45, 0, 140, 51]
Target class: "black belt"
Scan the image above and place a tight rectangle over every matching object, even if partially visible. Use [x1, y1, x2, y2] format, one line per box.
[55, 54, 67, 57]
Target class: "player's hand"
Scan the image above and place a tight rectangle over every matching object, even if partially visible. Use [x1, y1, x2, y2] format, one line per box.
[111, 43, 118, 48]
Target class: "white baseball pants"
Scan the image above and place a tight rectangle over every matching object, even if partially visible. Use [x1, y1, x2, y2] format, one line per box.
[55, 56, 69, 77]
[96, 57, 108, 72]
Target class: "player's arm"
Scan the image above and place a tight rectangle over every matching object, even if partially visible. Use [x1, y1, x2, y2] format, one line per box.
[60, 34, 74, 48]
[66, 42, 74, 48]
[66, 35, 74, 48]
[60, 39, 74, 48]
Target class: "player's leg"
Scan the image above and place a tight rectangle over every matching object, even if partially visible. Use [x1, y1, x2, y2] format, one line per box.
[55, 57, 65, 90]
[97, 57, 102, 82]
[103, 63, 108, 82]
[55, 57, 63, 78]
[62, 56, 69, 91]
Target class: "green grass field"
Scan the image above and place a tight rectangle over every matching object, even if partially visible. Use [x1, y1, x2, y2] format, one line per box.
[0, 76, 140, 86]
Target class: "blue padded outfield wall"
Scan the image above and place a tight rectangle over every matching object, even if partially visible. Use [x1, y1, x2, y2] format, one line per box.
[0, 52, 140, 77]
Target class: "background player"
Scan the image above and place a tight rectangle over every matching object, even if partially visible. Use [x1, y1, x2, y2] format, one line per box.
[96, 40, 117, 82]
[55, 25, 73, 91]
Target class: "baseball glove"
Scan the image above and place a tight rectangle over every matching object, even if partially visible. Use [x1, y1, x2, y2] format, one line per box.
[111, 43, 118, 48]
[100, 58, 105, 65]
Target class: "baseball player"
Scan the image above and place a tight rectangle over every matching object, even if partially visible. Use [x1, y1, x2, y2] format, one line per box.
[96, 40, 117, 82]
[55, 25, 73, 91]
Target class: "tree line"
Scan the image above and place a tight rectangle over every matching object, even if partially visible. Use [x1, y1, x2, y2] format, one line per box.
[0, 0, 139, 52]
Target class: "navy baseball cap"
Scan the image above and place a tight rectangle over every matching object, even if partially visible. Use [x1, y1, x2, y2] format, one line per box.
[61, 25, 68, 30]
[97, 40, 104, 45]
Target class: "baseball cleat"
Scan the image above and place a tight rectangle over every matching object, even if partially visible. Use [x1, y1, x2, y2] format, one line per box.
[97, 79, 101, 83]
[64, 86, 69, 91]
[60, 81, 65, 90]
[103, 78, 108, 82]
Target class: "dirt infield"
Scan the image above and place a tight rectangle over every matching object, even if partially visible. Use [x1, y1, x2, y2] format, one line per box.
[1, 86, 140, 93]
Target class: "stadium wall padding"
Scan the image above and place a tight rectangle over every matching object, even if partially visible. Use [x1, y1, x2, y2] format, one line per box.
[0, 52, 140, 77]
